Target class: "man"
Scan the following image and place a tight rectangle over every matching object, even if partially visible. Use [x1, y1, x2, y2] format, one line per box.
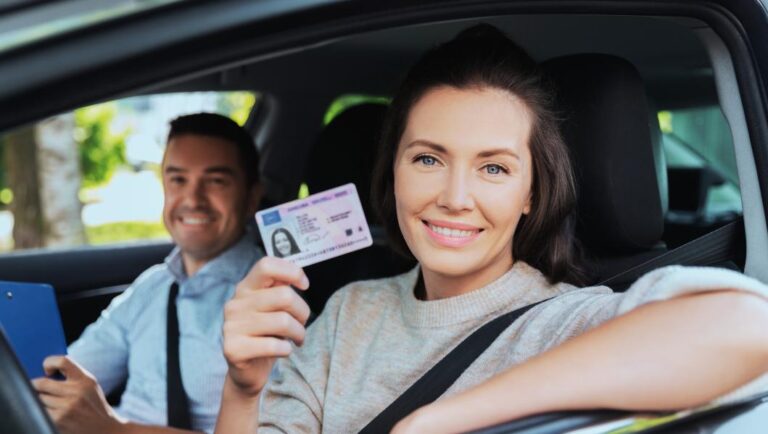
[32, 113, 264, 434]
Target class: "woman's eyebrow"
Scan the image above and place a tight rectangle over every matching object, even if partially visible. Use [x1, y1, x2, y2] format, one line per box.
[477, 148, 521, 161]
[404, 140, 447, 154]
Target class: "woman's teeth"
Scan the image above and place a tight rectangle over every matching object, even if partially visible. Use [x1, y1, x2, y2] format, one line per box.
[429, 223, 475, 238]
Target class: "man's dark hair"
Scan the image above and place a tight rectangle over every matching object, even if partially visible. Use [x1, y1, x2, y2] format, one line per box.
[371, 24, 589, 285]
[167, 113, 260, 186]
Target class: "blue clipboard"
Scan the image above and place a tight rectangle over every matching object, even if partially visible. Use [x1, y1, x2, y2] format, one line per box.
[0, 281, 68, 379]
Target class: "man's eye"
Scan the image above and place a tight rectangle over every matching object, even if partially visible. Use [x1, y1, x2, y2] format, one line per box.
[483, 164, 508, 175]
[168, 176, 185, 184]
[207, 178, 227, 186]
[415, 155, 438, 166]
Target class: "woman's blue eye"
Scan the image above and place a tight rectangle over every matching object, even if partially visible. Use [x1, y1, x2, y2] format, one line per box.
[484, 164, 505, 175]
[417, 155, 437, 166]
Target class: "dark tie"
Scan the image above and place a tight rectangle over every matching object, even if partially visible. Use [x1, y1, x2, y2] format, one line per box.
[167, 282, 192, 429]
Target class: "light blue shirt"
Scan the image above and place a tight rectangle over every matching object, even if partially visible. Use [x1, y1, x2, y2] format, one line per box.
[69, 235, 263, 433]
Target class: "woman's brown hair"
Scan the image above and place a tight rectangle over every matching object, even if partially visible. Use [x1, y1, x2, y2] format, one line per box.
[371, 24, 589, 285]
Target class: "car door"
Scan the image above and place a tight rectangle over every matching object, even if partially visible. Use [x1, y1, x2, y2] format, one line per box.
[1, 0, 767, 432]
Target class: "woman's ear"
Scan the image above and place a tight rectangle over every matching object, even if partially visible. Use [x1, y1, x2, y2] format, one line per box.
[522, 194, 532, 215]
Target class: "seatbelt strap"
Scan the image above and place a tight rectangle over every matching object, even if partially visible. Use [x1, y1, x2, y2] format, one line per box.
[599, 218, 744, 288]
[359, 297, 551, 434]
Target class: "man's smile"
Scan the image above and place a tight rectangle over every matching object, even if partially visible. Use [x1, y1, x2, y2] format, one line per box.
[178, 215, 214, 225]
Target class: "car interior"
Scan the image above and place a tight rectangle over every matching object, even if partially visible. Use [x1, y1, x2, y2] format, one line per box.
[172, 14, 750, 308]
[1, 2, 767, 432]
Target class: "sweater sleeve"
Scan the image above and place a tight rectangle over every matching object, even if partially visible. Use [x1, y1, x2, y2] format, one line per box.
[550, 265, 768, 405]
[612, 265, 768, 316]
[258, 289, 345, 433]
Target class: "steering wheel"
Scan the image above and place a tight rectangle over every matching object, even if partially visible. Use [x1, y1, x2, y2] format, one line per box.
[0, 328, 58, 434]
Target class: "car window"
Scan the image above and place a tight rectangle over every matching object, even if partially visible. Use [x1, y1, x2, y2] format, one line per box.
[322, 94, 390, 127]
[0, 91, 258, 253]
[658, 106, 742, 218]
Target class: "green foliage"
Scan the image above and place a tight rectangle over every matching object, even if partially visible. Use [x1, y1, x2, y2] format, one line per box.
[85, 221, 169, 245]
[607, 413, 682, 433]
[75, 103, 129, 188]
[298, 182, 309, 199]
[657, 111, 672, 133]
[0, 188, 12, 205]
[323, 94, 390, 126]
[217, 92, 258, 126]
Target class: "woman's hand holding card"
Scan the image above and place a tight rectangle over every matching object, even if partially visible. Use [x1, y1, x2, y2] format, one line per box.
[222, 256, 311, 397]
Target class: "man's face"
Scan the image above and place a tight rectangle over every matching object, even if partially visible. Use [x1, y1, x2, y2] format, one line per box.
[162, 134, 260, 267]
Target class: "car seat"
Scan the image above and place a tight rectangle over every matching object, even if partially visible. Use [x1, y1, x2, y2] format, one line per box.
[303, 54, 671, 310]
[302, 103, 415, 313]
[543, 54, 669, 287]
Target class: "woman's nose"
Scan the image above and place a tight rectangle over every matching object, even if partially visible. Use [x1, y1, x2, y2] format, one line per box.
[436, 168, 474, 212]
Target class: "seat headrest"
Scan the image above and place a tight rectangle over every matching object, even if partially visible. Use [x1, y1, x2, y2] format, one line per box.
[305, 102, 388, 221]
[543, 54, 665, 254]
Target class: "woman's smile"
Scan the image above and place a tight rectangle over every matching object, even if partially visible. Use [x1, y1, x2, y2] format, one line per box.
[422, 219, 484, 247]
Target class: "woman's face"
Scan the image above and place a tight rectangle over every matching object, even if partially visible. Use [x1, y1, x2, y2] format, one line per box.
[274, 231, 292, 256]
[394, 86, 533, 286]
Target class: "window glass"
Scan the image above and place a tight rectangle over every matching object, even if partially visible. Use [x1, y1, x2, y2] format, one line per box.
[0, 91, 258, 253]
[322, 94, 390, 126]
[658, 106, 741, 217]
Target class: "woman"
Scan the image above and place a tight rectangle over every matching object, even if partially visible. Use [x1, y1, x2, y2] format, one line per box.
[271, 227, 300, 258]
[216, 25, 768, 433]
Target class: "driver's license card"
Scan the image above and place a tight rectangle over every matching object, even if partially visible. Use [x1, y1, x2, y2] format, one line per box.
[255, 183, 373, 267]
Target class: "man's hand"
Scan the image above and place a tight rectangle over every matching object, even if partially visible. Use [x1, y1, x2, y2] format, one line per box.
[222, 256, 311, 397]
[32, 355, 123, 434]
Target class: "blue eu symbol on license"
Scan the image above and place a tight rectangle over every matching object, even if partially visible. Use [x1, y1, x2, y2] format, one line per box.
[261, 210, 281, 226]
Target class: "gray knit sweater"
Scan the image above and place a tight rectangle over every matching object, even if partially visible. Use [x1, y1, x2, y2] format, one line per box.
[259, 262, 768, 433]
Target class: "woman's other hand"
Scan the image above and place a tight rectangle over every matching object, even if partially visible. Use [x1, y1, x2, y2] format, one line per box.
[391, 407, 437, 434]
[222, 256, 311, 397]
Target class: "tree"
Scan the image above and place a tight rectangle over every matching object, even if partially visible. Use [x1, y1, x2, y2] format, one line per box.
[36, 113, 86, 247]
[76, 103, 128, 188]
[217, 92, 258, 125]
[3, 125, 44, 249]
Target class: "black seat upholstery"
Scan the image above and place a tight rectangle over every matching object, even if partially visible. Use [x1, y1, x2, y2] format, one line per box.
[302, 103, 415, 313]
[543, 54, 668, 287]
[304, 103, 383, 219]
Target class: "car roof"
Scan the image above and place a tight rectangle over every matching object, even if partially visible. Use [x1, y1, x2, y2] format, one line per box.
[2, 0, 763, 131]
[0, 0, 183, 54]
[159, 14, 714, 108]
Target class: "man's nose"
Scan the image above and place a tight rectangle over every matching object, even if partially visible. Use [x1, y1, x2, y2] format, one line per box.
[182, 179, 207, 205]
[436, 168, 475, 212]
